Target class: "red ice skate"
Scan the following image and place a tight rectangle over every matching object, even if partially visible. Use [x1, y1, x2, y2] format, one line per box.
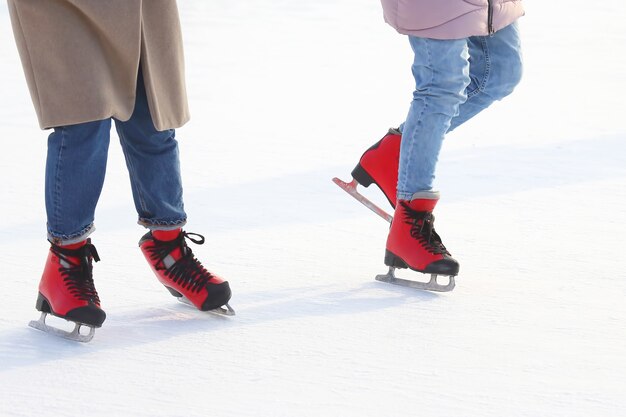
[377, 192, 460, 292]
[332, 128, 401, 222]
[351, 127, 401, 207]
[139, 229, 234, 315]
[28, 239, 106, 342]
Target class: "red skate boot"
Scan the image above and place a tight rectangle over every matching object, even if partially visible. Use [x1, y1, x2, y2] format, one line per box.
[139, 229, 234, 315]
[332, 128, 401, 222]
[376, 192, 460, 292]
[351, 127, 401, 208]
[28, 239, 106, 342]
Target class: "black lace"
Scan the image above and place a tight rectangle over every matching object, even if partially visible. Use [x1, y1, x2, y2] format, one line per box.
[51, 242, 101, 303]
[400, 201, 450, 256]
[147, 231, 214, 294]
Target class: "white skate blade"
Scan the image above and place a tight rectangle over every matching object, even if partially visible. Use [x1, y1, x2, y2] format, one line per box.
[375, 267, 456, 292]
[332, 177, 393, 223]
[28, 312, 96, 343]
[176, 296, 236, 316]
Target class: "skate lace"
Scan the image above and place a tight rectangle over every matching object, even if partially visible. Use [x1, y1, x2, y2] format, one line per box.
[147, 232, 213, 294]
[400, 201, 450, 256]
[51, 242, 101, 303]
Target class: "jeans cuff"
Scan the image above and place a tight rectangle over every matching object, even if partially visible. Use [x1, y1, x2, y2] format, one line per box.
[137, 217, 187, 231]
[396, 192, 415, 201]
[397, 190, 439, 201]
[47, 223, 95, 246]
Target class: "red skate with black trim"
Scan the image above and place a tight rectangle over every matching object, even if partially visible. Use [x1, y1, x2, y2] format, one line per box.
[377, 192, 460, 292]
[332, 128, 400, 222]
[28, 239, 106, 342]
[139, 229, 234, 315]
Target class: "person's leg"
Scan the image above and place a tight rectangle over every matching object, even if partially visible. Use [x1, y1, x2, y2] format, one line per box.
[35, 120, 111, 336]
[347, 23, 522, 211]
[114, 71, 187, 230]
[46, 120, 111, 244]
[383, 36, 468, 285]
[448, 21, 523, 132]
[397, 36, 471, 197]
[116, 70, 231, 312]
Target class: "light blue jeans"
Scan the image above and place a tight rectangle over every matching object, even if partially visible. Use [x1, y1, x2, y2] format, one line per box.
[397, 22, 523, 200]
[46, 70, 187, 245]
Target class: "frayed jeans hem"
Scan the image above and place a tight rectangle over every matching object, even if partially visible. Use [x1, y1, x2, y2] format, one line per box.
[47, 223, 95, 246]
[397, 192, 417, 201]
[138, 218, 187, 231]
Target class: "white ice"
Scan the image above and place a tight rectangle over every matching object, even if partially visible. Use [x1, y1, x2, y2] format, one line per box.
[1, 1, 625, 416]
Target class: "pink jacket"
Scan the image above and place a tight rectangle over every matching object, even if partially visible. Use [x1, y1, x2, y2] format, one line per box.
[380, 0, 524, 39]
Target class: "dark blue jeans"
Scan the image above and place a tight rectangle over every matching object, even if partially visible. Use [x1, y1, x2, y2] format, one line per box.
[45, 72, 186, 245]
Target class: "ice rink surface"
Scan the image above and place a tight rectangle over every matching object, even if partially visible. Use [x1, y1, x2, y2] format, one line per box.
[1, 1, 625, 416]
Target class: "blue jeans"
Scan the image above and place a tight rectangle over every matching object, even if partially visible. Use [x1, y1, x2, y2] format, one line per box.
[397, 22, 523, 200]
[46, 71, 187, 245]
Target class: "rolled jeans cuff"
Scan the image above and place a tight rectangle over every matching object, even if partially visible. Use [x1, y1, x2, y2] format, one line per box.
[137, 217, 187, 231]
[396, 192, 416, 201]
[47, 223, 95, 246]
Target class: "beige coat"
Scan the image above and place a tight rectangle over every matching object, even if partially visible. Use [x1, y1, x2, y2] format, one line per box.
[8, 0, 189, 131]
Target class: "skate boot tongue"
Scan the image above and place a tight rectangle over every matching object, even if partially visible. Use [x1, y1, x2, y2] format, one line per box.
[55, 239, 100, 264]
[152, 228, 182, 241]
[152, 228, 186, 262]
[51, 240, 101, 304]
[399, 201, 449, 256]
[61, 241, 87, 250]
